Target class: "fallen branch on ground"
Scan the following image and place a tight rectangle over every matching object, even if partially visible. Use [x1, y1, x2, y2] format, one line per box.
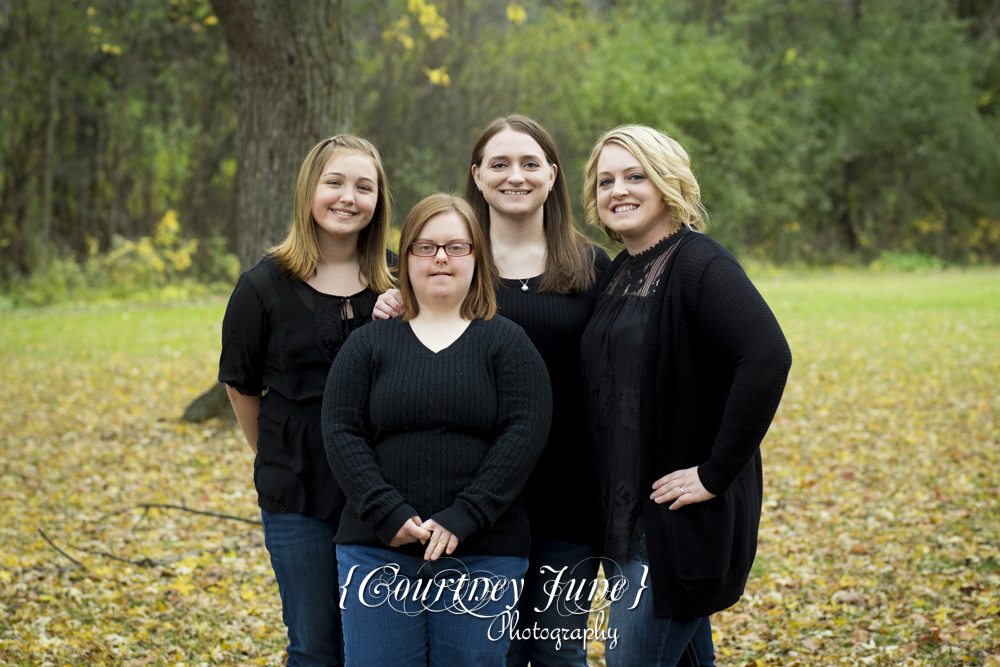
[94, 503, 262, 525]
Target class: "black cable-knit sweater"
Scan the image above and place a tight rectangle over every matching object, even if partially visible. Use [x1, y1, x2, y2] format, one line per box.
[588, 232, 792, 618]
[321, 315, 553, 559]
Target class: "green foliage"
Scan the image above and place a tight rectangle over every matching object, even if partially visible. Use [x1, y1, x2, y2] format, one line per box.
[3, 0, 1000, 281]
[869, 251, 949, 272]
[352, 0, 1000, 264]
[1, 210, 239, 309]
[0, 0, 234, 280]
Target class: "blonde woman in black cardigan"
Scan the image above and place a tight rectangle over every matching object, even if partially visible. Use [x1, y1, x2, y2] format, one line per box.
[580, 126, 791, 666]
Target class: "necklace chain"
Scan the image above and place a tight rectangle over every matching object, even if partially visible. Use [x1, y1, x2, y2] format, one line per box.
[495, 243, 542, 292]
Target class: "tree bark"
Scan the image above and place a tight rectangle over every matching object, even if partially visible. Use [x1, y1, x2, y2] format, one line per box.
[185, 0, 353, 422]
[210, 0, 354, 271]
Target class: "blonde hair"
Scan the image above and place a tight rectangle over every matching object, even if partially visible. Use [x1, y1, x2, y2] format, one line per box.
[465, 115, 597, 294]
[397, 194, 497, 322]
[583, 125, 707, 244]
[270, 135, 395, 293]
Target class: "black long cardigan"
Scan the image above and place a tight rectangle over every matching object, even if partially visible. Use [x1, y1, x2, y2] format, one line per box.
[595, 232, 792, 618]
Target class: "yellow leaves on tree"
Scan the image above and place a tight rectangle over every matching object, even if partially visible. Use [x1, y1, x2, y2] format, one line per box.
[102, 209, 199, 287]
[422, 66, 451, 87]
[507, 2, 528, 26]
[381, 2, 452, 85]
[386, 0, 450, 47]
[409, 0, 449, 40]
[382, 16, 416, 50]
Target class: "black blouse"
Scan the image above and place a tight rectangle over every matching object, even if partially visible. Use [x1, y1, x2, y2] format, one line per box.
[580, 231, 686, 561]
[219, 253, 395, 520]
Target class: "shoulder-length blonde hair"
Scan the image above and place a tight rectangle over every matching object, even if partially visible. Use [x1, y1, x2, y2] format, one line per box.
[465, 115, 597, 294]
[270, 135, 395, 293]
[583, 125, 707, 245]
[397, 194, 497, 322]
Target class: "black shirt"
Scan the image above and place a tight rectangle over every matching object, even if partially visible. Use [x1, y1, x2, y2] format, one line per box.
[218, 254, 395, 521]
[322, 316, 553, 558]
[495, 245, 612, 545]
[585, 233, 791, 617]
[581, 232, 685, 561]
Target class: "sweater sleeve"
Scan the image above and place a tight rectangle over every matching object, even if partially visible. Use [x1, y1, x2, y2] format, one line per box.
[691, 255, 792, 495]
[322, 328, 418, 545]
[429, 329, 553, 541]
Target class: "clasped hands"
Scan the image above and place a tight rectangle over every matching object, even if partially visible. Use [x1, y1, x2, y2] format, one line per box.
[390, 516, 459, 561]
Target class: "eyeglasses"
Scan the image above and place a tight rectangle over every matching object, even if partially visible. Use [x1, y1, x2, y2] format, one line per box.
[408, 242, 474, 257]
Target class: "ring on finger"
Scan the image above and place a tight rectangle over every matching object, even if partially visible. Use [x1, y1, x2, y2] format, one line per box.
[680, 486, 685, 493]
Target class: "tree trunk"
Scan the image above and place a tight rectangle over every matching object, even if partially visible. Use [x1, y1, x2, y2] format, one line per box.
[184, 0, 353, 422]
[107, 0, 151, 241]
[210, 0, 354, 271]
[39, 0, 58, 267]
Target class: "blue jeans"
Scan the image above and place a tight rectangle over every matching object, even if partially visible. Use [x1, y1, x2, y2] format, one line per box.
[506, 540, 600, 667]
[604, 558, 715, 667]
[337, 544, 528, 667]
[261, 510, 344, 667]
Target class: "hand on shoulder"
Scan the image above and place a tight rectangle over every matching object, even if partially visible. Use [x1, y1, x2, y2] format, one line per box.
[373, 288, 403, 320]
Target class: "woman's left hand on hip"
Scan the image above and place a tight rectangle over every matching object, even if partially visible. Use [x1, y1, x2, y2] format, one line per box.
[651, 466, 716, 510]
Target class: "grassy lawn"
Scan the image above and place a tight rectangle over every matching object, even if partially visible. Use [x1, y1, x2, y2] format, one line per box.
[1, 270, 998, 666]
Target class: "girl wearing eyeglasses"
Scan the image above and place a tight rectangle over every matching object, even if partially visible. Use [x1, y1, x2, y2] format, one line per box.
[219, 135, 395, 666]
[323, 193, 552, 667]
[374, 117, 611, 667]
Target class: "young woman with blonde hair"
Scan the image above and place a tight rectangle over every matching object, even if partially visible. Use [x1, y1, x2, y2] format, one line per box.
[220, 134, 395, 666]
[580, 125, 792, 666]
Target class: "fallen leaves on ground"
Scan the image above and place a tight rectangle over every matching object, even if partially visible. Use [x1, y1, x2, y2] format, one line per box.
[1, 272, 998, 666]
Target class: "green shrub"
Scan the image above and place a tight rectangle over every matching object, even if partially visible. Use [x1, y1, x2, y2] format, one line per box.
[869, 251, 948, 272]
[1, 210, 240, 308]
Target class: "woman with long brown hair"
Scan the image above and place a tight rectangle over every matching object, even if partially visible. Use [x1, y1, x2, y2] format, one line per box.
[374, 115, 610, 667]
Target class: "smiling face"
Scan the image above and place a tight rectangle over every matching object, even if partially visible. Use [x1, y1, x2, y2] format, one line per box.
[310, 150, 379, 243]
[595, 143, 674, 252]
[471, 128, 556, 222]
[408, 211, 476, 311]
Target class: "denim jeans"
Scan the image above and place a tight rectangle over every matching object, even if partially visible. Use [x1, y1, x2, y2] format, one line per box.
[336, 544, 528, 667]
[261, 510, 344, 667]
[604, 558, 715, 667]
[506, 540, 600, 667]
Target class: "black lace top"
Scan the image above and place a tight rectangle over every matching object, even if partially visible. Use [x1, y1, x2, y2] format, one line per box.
[580, 231, 686, 561]
[218, 253, 395, 520]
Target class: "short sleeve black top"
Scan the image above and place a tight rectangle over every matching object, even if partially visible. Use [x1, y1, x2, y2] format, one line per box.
[494, 245, 612, 545]
[218, 253, 396, 521]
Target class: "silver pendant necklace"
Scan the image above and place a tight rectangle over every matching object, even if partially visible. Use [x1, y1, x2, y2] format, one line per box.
[495, 245, 538, 292]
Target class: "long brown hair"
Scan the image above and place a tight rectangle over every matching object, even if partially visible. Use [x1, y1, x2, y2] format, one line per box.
[397, 194, 497, 322]
[464, 115, 597, 294]
[270, 135, 395, 293]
